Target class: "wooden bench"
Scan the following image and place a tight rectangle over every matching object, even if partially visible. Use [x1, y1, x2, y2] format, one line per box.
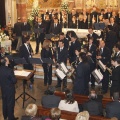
[54, 91, 112, 108]
[37, 106, 110, 120]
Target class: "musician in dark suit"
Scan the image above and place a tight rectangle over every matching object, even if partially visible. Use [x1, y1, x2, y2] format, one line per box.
[87, 27, 99, 46]
[21, 17, 31, 31]
[110, 17, 119, 39]
[69, 32, 81, 64]
[105, 25, 118, 54]
[55, 40, 68, 88]
[96, 40, 111, 94]
[41, 86, 61, 108]
[0, 57, 18, 120]
[87, 37, 97, 88]
[19, 36, 34, 85]
[110, 57, 120, 96]
[34, 17, 46, 54]
[106, 92, 120, 119]
[73, 52, 90, 95]
[113, 43, 120, 59]
[105, 8, 112, 19]
[69, 16, 77, 29]
[49, 18, 62, 35]
[59, 32, 69, 49]
[41, 40, 53, 86]
[13, 17, 22, 51]
[83, 90, 103, 116]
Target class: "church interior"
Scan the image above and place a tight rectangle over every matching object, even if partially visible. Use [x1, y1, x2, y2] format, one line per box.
[0, 0, 120, 120]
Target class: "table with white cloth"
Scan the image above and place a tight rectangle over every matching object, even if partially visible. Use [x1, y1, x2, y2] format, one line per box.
[62, 28, 101, 38]
[0, 40, 12, 53]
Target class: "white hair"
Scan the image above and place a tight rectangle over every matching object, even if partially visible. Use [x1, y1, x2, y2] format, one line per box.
[25, 104, 38, 117]
[75, 111, 89, 120]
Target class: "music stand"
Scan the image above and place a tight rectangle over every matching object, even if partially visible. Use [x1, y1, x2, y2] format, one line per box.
[15, 69, 36, 108]
[41, 58, 54, 64]
[14, 58, 28, 65]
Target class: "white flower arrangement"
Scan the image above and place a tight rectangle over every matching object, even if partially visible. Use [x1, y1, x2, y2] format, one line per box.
[60, 2, 69, 13]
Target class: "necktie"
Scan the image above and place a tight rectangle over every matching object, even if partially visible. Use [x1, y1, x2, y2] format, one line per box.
[27, 44, 31, 55]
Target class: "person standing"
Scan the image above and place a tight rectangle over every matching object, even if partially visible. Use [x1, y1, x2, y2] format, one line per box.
[19, 36, 34, 86]
[0, 57, 18, 120]
[55, 40, 68, 88]
[13, 17, 22, 51]
[41, 40, 53, 86]
[110, 57, 120, 96]
[73, 52, 90, 95]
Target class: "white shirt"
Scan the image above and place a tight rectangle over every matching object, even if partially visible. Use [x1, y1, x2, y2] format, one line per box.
[58, 100, 79, 113]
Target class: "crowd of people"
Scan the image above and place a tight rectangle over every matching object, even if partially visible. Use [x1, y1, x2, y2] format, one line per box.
[1, 6, 120, 120]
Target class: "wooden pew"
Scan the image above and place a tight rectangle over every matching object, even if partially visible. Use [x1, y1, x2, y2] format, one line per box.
[37, 106, 110, 120]
[54, 91, 112, 108]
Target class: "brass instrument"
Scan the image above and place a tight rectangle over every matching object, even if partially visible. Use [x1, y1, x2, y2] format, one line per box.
[51, 35, 59, 42]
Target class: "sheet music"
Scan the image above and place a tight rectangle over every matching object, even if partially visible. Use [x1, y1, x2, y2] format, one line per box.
[92, 69, 103, 83]
[60, 62, 68, 74]
[98, 60, 106, 72]
[56, 69, 66, 80]
[14, 70, 31, 77]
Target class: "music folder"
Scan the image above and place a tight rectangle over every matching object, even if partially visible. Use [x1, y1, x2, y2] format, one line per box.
[59, 62, 68, 74]
[29, 58, 43, 64]
[92, 69, 103, 84]
[41, 58, 54, 64]
[97, 60, 106, 72]
[55, 68, 66, 80]
[14, 58, 27, 64]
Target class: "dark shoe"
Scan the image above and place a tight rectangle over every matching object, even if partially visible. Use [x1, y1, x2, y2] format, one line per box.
[14, 117, 19, 120]
[55, 85, 61, 88]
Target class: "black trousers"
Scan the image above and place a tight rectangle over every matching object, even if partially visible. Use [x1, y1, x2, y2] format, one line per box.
[2, 87, 15, 120]
[42, 64, 52, 85]
[35, 34, 45, 53]
[57, 76, 67, 87]
[102, 70, 109, 92]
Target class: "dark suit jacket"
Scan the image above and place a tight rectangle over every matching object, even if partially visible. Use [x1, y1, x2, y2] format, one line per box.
[111, 66, 120, 96]
[0, 66, 17, 95]
[56, 47, 68, 64]
[21, 22, 31, 31]
[69, 40, 81, 63]
[41, 95, 61, 108]
[13, 22, 22, 36]
[19, 44, 33, 70]
[106, 30, 118, 52]
[87, 32, 99, 46]
[89, 44, 97, 63]
[105, 12, 112, 19]
[83, 99, 103, 116]
[98, 46, 111, 66]
[49, 23, 62, 35]
[106, 101, 120, 119]
[73, 62, 90, 95]
[0, 52, 9, 59]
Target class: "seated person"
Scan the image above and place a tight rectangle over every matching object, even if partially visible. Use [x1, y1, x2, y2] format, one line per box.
[58, 89, 79, 113]
[0, 47, 9, 59]
[106, 92, 120, 119]
[21, 104, 41, 120]
[83, 90, 103, 116]
[75, 111, 89, 120]
[41, 86, 61, 108]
